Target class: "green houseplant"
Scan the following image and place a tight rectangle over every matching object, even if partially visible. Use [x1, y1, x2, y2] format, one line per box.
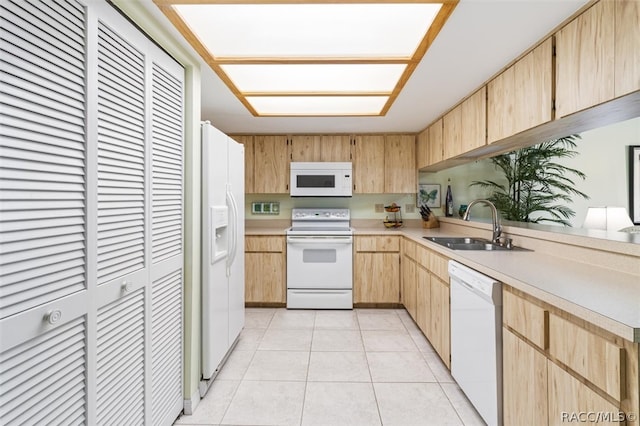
[470, 135, 589, 226]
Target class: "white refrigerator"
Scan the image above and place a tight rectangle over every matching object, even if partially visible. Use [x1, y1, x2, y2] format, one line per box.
[201, 122, 245, 380]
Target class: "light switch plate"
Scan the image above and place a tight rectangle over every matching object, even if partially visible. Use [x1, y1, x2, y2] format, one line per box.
[405, 204, 415, 213]
[252, 202, 280, 215]
[375, 204, 384, 213]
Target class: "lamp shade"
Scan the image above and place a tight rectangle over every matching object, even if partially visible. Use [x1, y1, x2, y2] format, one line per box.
[582, 207, 634, 231]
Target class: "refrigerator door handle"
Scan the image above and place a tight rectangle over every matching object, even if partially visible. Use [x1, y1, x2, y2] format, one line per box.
[226, 186, 238, 275]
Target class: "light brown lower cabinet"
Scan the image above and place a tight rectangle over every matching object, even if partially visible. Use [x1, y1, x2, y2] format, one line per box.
[430, 275, 450, 368]
[503, 328, 548, 425]
[503, 286, 639, 426]
[354, 236, 401, 304]
[416, 265, 431, 335]
[245, 236, 286, 304]
[402, 254, 417, 320]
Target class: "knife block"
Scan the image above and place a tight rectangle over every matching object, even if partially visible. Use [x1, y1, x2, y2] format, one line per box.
[422, 213, 440, 228]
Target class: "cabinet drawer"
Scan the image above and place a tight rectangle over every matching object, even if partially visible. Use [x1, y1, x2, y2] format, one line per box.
[245, 236, 285, 252]
[503, 290, 548, 349]
[416, 244, 430, 267]
[355, 236, 400, 252]
[549, 313, 625, 402]
[429, 251, 449, 283]
[402, 238, 416, 260]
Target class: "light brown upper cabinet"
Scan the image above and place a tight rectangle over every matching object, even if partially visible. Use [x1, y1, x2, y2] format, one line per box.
[290, 135, 351, 162]
[614, 0, 640, 97]
[460, 87, 487, 153]
[232, 135, 254, 193]
[488, 38, 553, 143]
[352, 135, 385, 194]
[555, 0, 615, 118]
[443, 88, 486, 159]
[290, 135, 321, 162]
[320, 135, 351, 162]
[428, 119, 444, 165]
[384, 134, 416, 193]
[416, 119, 444, 170]
[253, 135, 289, 193]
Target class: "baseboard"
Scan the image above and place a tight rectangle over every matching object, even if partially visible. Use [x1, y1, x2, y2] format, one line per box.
[245, 302, 286, 308]
[183, 387, 201, 416]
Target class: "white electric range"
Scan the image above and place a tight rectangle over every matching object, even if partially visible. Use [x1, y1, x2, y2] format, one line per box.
[286, 208, 353, 309]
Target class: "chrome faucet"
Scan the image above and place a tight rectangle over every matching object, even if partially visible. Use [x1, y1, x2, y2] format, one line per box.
[463, 200, 502, 243]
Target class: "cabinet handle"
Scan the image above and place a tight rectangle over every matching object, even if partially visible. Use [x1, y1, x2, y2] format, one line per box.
[122, 281, 134, 293]
[44, 309, 63, 325]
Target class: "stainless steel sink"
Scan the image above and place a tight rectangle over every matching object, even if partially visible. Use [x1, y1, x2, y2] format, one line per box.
[423, 236, 530, 251]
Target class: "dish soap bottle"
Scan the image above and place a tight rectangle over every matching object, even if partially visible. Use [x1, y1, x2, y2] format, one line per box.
[445, 180, 454, 217]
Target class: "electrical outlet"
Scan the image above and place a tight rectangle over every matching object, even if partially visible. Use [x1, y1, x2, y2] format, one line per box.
[375, 204, 384, 213]
[405, 204, 415, 213]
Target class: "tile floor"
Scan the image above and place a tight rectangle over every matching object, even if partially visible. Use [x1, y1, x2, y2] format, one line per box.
[175, 308, 486, 426]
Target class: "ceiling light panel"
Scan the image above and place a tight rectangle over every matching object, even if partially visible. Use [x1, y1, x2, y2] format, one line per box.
[245, 96, 389, 116]
[174, 3, 442, 58]
[220, 64, 407, 93]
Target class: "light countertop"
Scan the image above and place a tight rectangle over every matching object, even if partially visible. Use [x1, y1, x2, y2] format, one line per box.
[245, 222, 640, 342]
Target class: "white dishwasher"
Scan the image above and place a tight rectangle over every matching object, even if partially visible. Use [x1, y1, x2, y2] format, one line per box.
[449, 260, 502, 426]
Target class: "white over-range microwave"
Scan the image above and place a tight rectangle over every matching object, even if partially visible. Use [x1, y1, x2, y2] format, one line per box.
[290, 162, 352, 197]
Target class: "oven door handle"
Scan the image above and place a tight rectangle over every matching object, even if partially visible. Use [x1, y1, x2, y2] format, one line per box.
[287, 236, 353, 245]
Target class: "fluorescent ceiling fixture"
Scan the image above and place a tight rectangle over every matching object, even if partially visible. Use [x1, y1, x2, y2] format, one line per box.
[158, 1, 458, 116]
[173, 3, 442, 58]
[220, 64, 407, 93]
[246, 96, 389, 116]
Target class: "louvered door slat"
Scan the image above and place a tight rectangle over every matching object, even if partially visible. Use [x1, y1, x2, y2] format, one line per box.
[97, 21, 145, 285]
[0, 317, 86, 425]
[151, 269, 182, 426]
[96, 289, 144, 425]
[151, 63, 182, 264]
[0, 0, 86, 319]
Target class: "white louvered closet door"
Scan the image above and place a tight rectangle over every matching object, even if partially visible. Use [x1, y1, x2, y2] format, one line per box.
[1, 1, 184, 425]
[0, 0, 89, 424]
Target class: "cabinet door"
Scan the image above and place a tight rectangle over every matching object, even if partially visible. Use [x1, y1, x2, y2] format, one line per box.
[430, 276, 450, 368]
[384, 134, 416, 194]
[548, 361, 621, 426]
[443, 105, 462, 159]
[352, 135, 385, 194]
[354, 252, 400, 303]
[460, 87, 486, 153]
[321, 135, 351, 162]
[402, 256, 417, 320]
[416, 266, 431, 337]
[514, 38, 553, 135]
[615, 0, 640, 97]
[233, 136, 254, 193]
[555, 0, 615, 118]
[503, 328, 548, 426]
[487, 65, 515, 143]
[428, 119, 444, 165]
[245, 252, 285, 303]
[416, 129, 429, 170]
[290, 135, 321, 162]
[254, 135, 289, 193]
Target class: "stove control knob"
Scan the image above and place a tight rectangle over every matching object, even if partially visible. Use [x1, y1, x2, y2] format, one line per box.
[325, 212, 330, 217]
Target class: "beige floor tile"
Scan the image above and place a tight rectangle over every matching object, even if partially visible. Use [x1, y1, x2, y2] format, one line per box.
[409, 330, 436, 353]
[314, 310, 359, 329]
[243, 350, 309, 381]
[234, 328, 265, 351]
[361, 330, 418, 351]
[374, 383, 463, 426]
[357, 312, 406, 330]
[423, 351, 455, 383]
[215, 351, 255, 380]
[258, 328, 313, 351]
[366, 351, 436, 382]
[244, 310, 275, 328]
[301, 382, 382, 426]
[307, 351, 371, 382]
[269, 309, 316, 329]
[441, 383, 487, 426]
[174, 380, 239, 424]
[311, 329, 364, 351]
[221, 381, 305, 426]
